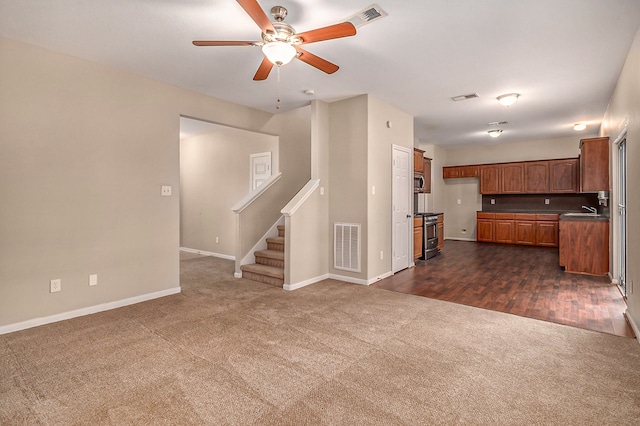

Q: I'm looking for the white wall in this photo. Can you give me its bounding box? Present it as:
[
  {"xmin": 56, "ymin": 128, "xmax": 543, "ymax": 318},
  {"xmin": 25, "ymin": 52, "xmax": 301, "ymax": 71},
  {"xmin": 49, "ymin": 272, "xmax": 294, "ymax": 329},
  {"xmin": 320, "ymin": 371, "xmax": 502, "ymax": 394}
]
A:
[
  {"xmin": 601, "ymin": 26, "xmax": 640, "ymax": 332},
  {"xmin": 180, "ymin": 126, "xmax": 278, "ymax": 257}
]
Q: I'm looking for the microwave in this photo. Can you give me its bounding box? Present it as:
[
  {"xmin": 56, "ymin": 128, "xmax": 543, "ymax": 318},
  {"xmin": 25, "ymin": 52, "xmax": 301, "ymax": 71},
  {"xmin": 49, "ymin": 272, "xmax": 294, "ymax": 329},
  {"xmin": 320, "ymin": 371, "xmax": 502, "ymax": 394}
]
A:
[{"xmin": 414, "ymin": 173, "xmax": 425, "ymax": 192}]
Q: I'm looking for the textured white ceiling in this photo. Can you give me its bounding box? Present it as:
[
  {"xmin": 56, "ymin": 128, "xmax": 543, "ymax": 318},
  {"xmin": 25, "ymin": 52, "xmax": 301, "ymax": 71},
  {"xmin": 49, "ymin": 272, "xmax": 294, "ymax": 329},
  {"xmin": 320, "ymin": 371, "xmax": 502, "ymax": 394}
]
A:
[{"xmin": 2, "ymin": 0, "xmax": 639, "ymax": 147}]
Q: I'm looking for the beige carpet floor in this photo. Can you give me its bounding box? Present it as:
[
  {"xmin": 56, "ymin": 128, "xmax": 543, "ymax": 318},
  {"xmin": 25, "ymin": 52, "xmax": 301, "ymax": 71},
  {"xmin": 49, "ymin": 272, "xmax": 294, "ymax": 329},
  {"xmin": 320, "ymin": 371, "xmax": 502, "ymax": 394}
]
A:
[{"xmin": 1, "ymin": 256, "xmax": 639, "ymax": 425}]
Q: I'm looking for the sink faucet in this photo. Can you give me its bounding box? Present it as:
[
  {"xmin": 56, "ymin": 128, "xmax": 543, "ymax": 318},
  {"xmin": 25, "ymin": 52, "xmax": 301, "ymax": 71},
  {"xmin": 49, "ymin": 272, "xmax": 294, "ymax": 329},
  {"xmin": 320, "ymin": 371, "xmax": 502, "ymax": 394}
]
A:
[{"xmin": 582, "ymin": 205, "xmax": 597, "ymax": 214}]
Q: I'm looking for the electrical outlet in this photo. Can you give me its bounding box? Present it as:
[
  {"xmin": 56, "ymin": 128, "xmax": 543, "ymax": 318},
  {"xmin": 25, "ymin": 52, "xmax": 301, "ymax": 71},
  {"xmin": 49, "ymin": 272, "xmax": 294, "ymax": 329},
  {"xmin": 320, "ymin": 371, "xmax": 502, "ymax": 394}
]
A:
[
  {"xmin": 457, "ymin": 199, "xmax": 461, "ymax": 205},
  {"xmin": 461, "ymin": 229, "xmax": 467, "ymax": 234},
  {"xmin": 215, "ymin": 236, "xmax": 219, "ymax": 244},
  {"xmin": 89, "ymin": 274, "xmax": 98, "ymax": 286},
  {"xmin": 491, "ymin": 199, "xmax": 496, "ymax": 205},
  {"xmin": 372, "ymin": 186, "xmax": 376, "ymax": 195},
  {"xmin": 50, "ymin": 279, "xmax": 61, "ymax": 293},
  {"xmin": 161, "ymin": 185, "xmax": 172, "ymax": 196},
  {"xmin": 320, "ymin": 187, "xmax": 325, "ymax": 196},
  {"xmin": 380, "ymin": 251, "xmax": 384, "ymax": 260},
  {"xmin": 545, "ymin": 199, "xmax": 550, "ymax": 205}
]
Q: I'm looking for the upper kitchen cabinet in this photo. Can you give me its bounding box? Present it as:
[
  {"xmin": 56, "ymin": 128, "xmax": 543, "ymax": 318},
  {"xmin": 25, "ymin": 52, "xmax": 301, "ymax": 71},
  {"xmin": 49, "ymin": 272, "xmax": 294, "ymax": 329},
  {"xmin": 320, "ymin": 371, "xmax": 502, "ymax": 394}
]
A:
[
  {"xmin": 580, "ymin": 137, "xmax": 609, "ymax": 192},
  {"xmin": 500, "ymin": 163, "xmax": 524, "ymax": 194},
  {"xmin": 423, "ymin": 158, "xmax": 432, "ymax": 193},
  {"xmin": 524, "ymin": 161, "xmax": 549, "ymax": 193},
  {"xmin": 442, "ymin": 165, "xmax": 479, "ymax": 179},
  {"xmin": 480, "ymin": 165, "xmax": 500, "ymax": 194},
  {"xmin": 549, "ymin": 158, "xmax": 579, "ymax": 193},
  {"xmin": 414, "ymin": 148, "xmax": 425, "ymax": 173}
]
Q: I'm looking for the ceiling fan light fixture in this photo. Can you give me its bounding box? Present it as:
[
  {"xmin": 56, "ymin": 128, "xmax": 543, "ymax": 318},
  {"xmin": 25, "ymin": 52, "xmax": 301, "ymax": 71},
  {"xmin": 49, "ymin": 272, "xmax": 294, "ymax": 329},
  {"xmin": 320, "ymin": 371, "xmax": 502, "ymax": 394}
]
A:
[
  {"xmin": 573, "ymin": 123, "xmax": 587, "ymax": 131},
  {"xmin": 262, "ymin": 41, "xmax": 296, "ymax": 66},
  {"xmin": 497, "ymin": 93, "xmax": 520, "ymax": 107},
  {"xmin": 488, "ymin": 129, "xmax": 503, "ymax": 138}
]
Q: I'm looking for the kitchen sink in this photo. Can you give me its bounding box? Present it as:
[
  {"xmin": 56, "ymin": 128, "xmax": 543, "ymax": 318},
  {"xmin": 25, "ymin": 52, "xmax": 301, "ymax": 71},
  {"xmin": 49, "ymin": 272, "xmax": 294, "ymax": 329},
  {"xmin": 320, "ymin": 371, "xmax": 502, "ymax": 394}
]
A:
[{"xmin": 562, "ymin": 212, "xmax": 600, "ymax": 217}]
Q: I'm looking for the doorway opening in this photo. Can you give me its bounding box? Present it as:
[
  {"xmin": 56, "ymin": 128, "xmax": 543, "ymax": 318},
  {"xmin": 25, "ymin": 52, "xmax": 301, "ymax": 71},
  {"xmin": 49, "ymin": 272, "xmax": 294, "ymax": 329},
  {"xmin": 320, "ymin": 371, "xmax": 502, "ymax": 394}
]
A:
[{"xmin": 616, "ymin": 131, "xmax": 627, "ymax": 296}]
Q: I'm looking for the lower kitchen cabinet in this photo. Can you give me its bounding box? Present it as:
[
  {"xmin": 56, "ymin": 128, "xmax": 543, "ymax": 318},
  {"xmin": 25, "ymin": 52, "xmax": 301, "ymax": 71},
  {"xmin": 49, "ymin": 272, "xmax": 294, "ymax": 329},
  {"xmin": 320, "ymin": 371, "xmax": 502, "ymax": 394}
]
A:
[
  {"xmin": 477, "ymin": 212, "xmax": 559, "ymax": 247},
  {"xmin": 559, "ymin": 219, "xmax": 609, "ymax": 275},
  {"xmin": 413, "ymin": 217, "xmax": 423, "ymax": 260},
  {"xmin": 437, "ymin": 214, "xmax": 444, "ymax": 249}
]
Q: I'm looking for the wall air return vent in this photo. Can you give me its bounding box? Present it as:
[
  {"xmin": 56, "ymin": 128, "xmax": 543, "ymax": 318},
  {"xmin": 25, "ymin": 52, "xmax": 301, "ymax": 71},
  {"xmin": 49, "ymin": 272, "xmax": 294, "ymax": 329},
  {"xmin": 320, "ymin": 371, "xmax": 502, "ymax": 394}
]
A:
[
  {"xmin": 345, "ymin": 4, "xmax": 388, "ymax": 28},
  {"xmin": 334, "ymin": 223, "xmax": 361, "ymax": 272},
  {"xmin": 451, "ymin": 93, "xmax": 479, "ymax": 102}
]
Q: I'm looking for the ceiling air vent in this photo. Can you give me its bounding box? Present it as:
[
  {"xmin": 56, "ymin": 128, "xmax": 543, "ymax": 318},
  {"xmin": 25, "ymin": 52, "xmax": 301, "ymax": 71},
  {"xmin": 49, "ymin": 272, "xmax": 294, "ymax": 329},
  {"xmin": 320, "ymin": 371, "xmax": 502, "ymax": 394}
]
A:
[
  {"xmin": 451, "ymin": 93, "xmax": 479, "ymax": 102},
  {"xmin": 345, "ymin": 4, "xmax": 388, "ymax": 28}
]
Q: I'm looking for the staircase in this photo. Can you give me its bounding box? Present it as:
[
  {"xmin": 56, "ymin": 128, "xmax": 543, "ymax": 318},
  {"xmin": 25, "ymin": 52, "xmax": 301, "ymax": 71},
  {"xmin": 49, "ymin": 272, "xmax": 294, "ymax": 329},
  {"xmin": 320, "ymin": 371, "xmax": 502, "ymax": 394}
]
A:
[{"xmin": 240, "ymin": 225, "xmax": 285, "ymax": 287}]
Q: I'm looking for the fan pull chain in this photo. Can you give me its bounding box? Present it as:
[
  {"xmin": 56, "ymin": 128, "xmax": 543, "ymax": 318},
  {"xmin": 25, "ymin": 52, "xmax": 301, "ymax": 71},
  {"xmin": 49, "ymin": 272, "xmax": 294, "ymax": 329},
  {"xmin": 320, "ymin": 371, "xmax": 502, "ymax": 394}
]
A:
[{"xmin": 276, "ymin": 66, "xmax": 281, "ymax": 110}]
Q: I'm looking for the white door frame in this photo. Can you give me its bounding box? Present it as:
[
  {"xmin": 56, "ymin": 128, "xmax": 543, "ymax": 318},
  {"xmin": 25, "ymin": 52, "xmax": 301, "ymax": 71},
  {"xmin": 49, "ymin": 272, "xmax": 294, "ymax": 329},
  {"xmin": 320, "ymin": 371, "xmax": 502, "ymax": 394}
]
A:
[{"xmin": 392, "ymin": 145, "xmax": 412, "ymax": 273}]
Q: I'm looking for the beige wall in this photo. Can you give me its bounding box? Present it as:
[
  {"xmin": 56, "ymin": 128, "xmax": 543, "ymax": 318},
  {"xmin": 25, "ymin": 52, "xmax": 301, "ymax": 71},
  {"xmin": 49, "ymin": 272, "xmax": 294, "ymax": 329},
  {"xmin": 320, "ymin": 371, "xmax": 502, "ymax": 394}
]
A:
[
  {"xmin": 328, "ymin": 96, "xmax": 369, "ymax": 279},
  {"xmin": 180, "ymin": 127, "xmax": 278, "ymax": 257},
  {"xmin": 0, "ymin": 37, "xmax": 312, "ymax": 328},
  {"xmin": 601, "ymin": 26, "xmax": 640, "ymax": 330}
]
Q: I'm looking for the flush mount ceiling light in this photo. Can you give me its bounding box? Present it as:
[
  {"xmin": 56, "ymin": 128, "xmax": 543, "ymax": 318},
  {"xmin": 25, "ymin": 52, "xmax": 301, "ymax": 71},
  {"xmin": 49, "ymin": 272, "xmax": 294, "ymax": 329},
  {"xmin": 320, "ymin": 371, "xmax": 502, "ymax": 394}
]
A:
[
  {"xmin": 496, "ymin": 93, "xmax": 520, "ymax": 107},
  {"xmin": 262, "ymin": 41, "xmax": 297, "ymax": 66},
  {"xmin": 573, "ymin": 123, "xmax": 587, "ymax": 131},
  {"xmin": 488, "ymin": 129, "xmax": 503, "ymax": 138}
]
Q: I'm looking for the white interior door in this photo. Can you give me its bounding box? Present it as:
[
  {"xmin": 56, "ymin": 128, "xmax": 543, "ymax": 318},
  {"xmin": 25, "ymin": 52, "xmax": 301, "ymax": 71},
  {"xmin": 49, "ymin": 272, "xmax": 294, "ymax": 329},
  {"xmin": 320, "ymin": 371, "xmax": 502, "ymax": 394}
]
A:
[
  {"xmin": 250, "ymin": 152, "xmax": 272, "ymax": 191},
  {"xmin": 392, "ymin": 145, "xmax": 411, "ymax": 273}
]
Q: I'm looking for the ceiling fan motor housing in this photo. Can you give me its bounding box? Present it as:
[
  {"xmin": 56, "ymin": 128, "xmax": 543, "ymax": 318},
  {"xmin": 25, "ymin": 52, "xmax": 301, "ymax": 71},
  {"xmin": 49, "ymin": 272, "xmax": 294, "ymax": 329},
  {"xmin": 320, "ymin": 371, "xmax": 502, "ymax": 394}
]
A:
[{"xmin": 270, "ymin": 6, "xmax": 287, "ymax": 22}]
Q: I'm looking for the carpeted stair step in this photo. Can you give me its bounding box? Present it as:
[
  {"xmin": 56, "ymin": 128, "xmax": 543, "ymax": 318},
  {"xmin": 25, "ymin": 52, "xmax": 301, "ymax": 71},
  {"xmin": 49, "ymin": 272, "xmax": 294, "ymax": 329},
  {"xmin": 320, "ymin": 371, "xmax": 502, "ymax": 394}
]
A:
[
  {"xmin": 240, "ymin": 263, "xmax": 284, "ymax": 287},
  {"xmin": 277, "ymin": 225, "xmax": 285, "ymax": 237},
  {"xmin": 255, "ymin": 249, "xmax": 284, "ymax": 268},
  {"xmin": 266, "ymin": 236, "xmax": 284, "ymax": 252}
]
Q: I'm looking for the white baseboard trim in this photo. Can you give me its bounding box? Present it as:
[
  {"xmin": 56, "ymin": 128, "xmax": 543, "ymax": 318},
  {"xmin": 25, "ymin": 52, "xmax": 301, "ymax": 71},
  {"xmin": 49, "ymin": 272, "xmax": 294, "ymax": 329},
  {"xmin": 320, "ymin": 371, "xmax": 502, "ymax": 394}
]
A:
[
  {"xmin": 0, "ymin": 287, "xmax": 181, "ymax": 335},
  {"xmin": 283, "ymin": 274, "xmax": 330, "ymax": 291},
  {"xmin": 234, "ymin": 272, "xmax": 242, "ymax": 279},
  {"xmin": 625, "ymin": 309, "xmax": 640, "ymax": 344},
  {"xmin": 180, "ymin": 247, "xmax": 235, "ymax": 261}
]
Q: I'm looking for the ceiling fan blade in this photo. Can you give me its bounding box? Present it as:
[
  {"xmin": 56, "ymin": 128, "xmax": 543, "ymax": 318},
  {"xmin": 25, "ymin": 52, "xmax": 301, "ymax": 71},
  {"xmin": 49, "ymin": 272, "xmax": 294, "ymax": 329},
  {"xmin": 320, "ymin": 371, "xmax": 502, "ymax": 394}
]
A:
[
  {"xmin": 236, "ymin": 0, "xmax": 276, "ymax": 34},
  {"xmin": 253, "ymin": 56, "xmax": 274, "ymax": 80},
  {"xmin": 297, "ymin": 22, "xmax": 356, "ymax": 44},
  {"xmin": 294, "ymin": 47, "xmax": 339, "ymax": 74},
  {"xmin": 192, "ymin": 40, "xmax": 258, "ymax": 46}
]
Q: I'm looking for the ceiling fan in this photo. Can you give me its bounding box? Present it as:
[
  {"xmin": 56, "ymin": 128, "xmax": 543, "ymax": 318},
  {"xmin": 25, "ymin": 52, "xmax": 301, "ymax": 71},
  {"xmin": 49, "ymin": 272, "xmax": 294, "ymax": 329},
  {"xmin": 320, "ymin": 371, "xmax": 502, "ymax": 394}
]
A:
[{"xmin": 193, "ymin": 0, "xmax": 357, "ymax": 81}]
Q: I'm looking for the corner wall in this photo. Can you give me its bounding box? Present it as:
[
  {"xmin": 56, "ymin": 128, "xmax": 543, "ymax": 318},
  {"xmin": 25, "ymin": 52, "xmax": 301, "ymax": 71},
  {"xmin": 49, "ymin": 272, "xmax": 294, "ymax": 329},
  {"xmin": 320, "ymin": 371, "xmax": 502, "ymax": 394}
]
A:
[{"xmin": 601, "ymin": 25, "xmax": 640, "ymax": 333}]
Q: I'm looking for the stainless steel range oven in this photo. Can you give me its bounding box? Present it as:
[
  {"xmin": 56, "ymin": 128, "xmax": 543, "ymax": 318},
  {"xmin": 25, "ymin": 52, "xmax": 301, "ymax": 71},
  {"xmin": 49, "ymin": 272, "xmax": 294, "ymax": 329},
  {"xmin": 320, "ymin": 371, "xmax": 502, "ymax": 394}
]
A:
[{"xmin": 423, "ymin": 215, "xmax": 439, "ymax": 259}]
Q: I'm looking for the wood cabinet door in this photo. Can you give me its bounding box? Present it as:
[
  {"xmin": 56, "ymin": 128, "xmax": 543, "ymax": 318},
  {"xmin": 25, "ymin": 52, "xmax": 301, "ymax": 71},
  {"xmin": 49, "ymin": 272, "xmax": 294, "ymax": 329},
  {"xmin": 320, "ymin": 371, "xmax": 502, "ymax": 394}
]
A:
[
  {"xmin": 442, "ymin": 166, "xmax": 460, "ymax": 179},
  {"xmin": 423, "ymin": 159, "xmax": 432, "ymax": 193},
  {"xmin": 524, "ymin": 161, "xmax": 549, "ymax": 193},
  {"xmin": 559, "ymin": 220, "xmax": 609, "ymax": 275},
  {"xmin": 437, "ymin": 223, "xmax": 444, "ymax": 249},
  {"xmin": 580, "ymin": 137, "xmax": 609, "ymax": 192},
  {"xmin": 413, "ymin": 226, "xmax": 423, "ymax": 260},
  {"xmin": 536, "ymin": 221, "xmax": 559, "ymax": 247},
  {"xmin": 495, "ymin": 220, "xmax": 515, "ymax": 244},
  {"xmin": 550, "ymin": 158, "xmax": 578, "ymax": 193},
  {"xmin": 477, "ymin": 219, "xmax": 495, "ymax": 242},
  {"xmin": 460, "ymin": 165, "xmax": 479, "ymax": 178},
  {"xmin": 515, "ymin": 221, "xmax": 536, "ymax": 245},
  {"xmin": 414, "ymin": 149, "xmax": 424, "ymax": 173},
  {"xmin": 501, "ymin": 163, "xmax": 524, "ymax": 193},
  {"xmin": 480, "ymin": 165, "xmax": 500, "ymax": 194}
]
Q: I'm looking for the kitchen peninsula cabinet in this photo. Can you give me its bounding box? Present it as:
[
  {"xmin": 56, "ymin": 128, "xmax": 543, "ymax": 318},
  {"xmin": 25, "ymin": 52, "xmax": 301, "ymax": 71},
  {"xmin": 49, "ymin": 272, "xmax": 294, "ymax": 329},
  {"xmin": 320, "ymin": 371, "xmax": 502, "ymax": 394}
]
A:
[
  {"xmin": 559, "ymin": 217, "xmax": 609, "ymax": 275},
  {"xmin": 580, "ymin": 137, "xmax": 609, "ymax": 192}
]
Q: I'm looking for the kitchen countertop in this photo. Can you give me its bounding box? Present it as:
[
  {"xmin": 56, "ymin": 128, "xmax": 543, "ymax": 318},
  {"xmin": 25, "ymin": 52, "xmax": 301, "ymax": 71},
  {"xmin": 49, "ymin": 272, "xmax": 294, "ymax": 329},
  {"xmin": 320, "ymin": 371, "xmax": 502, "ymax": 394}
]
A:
[
  {"xmin": 559, "ymin": 213, "xmax": 610, "ymax": 221},
  {"xmin": 478, "ymin": 210, "xmax": 609, "ymax": 221},
  {"xmin": 414, "ymin": 212, "xmax": 443, "ymax": 217}
]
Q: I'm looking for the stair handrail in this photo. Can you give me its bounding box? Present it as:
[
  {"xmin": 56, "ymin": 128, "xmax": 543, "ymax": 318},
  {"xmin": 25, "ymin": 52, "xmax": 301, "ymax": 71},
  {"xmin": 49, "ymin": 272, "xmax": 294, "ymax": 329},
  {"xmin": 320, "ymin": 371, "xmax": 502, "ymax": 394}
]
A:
[
  {"xmin": 231, "ymin": 172, "xmax": 283, "ymax": 214},
  {"xmin": 281, "ymin": 179, "xmax": 320, "ymax": 217}
]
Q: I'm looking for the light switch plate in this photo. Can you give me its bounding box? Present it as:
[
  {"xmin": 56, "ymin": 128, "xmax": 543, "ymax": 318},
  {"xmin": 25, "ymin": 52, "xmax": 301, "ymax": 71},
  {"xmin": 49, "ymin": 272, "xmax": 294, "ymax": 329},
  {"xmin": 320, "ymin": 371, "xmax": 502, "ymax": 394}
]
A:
[{"xmin": 89, "ymin": 274, "xmax": 98, "ymax": 286}]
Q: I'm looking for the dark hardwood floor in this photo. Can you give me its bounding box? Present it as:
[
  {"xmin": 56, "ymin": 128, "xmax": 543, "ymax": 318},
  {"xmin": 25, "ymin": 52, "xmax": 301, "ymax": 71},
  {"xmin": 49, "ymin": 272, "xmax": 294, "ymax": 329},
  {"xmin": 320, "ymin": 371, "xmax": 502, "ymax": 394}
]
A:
[{"xmin": 372, "ymin": 240, "xmax": 634, "ymax": 338}]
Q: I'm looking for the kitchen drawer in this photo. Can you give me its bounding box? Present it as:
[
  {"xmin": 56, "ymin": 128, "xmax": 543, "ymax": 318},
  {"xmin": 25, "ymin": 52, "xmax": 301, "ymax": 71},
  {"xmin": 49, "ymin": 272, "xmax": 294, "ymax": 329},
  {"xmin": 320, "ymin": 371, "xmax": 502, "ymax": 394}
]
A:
[
  {"xmin": 477, "ymin": 212, "xmax": 495, "ymax": 219},
  {"xmin": 515, "ymin": 213, "xmax": 536, "ymax": 221},
  {"xmin": 495, "ymin": 213, "xmax": 515, "ymax": 220},
  {"xmin": 536, "ymin": 213, "xmax": 559, "ymax": 221}
]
